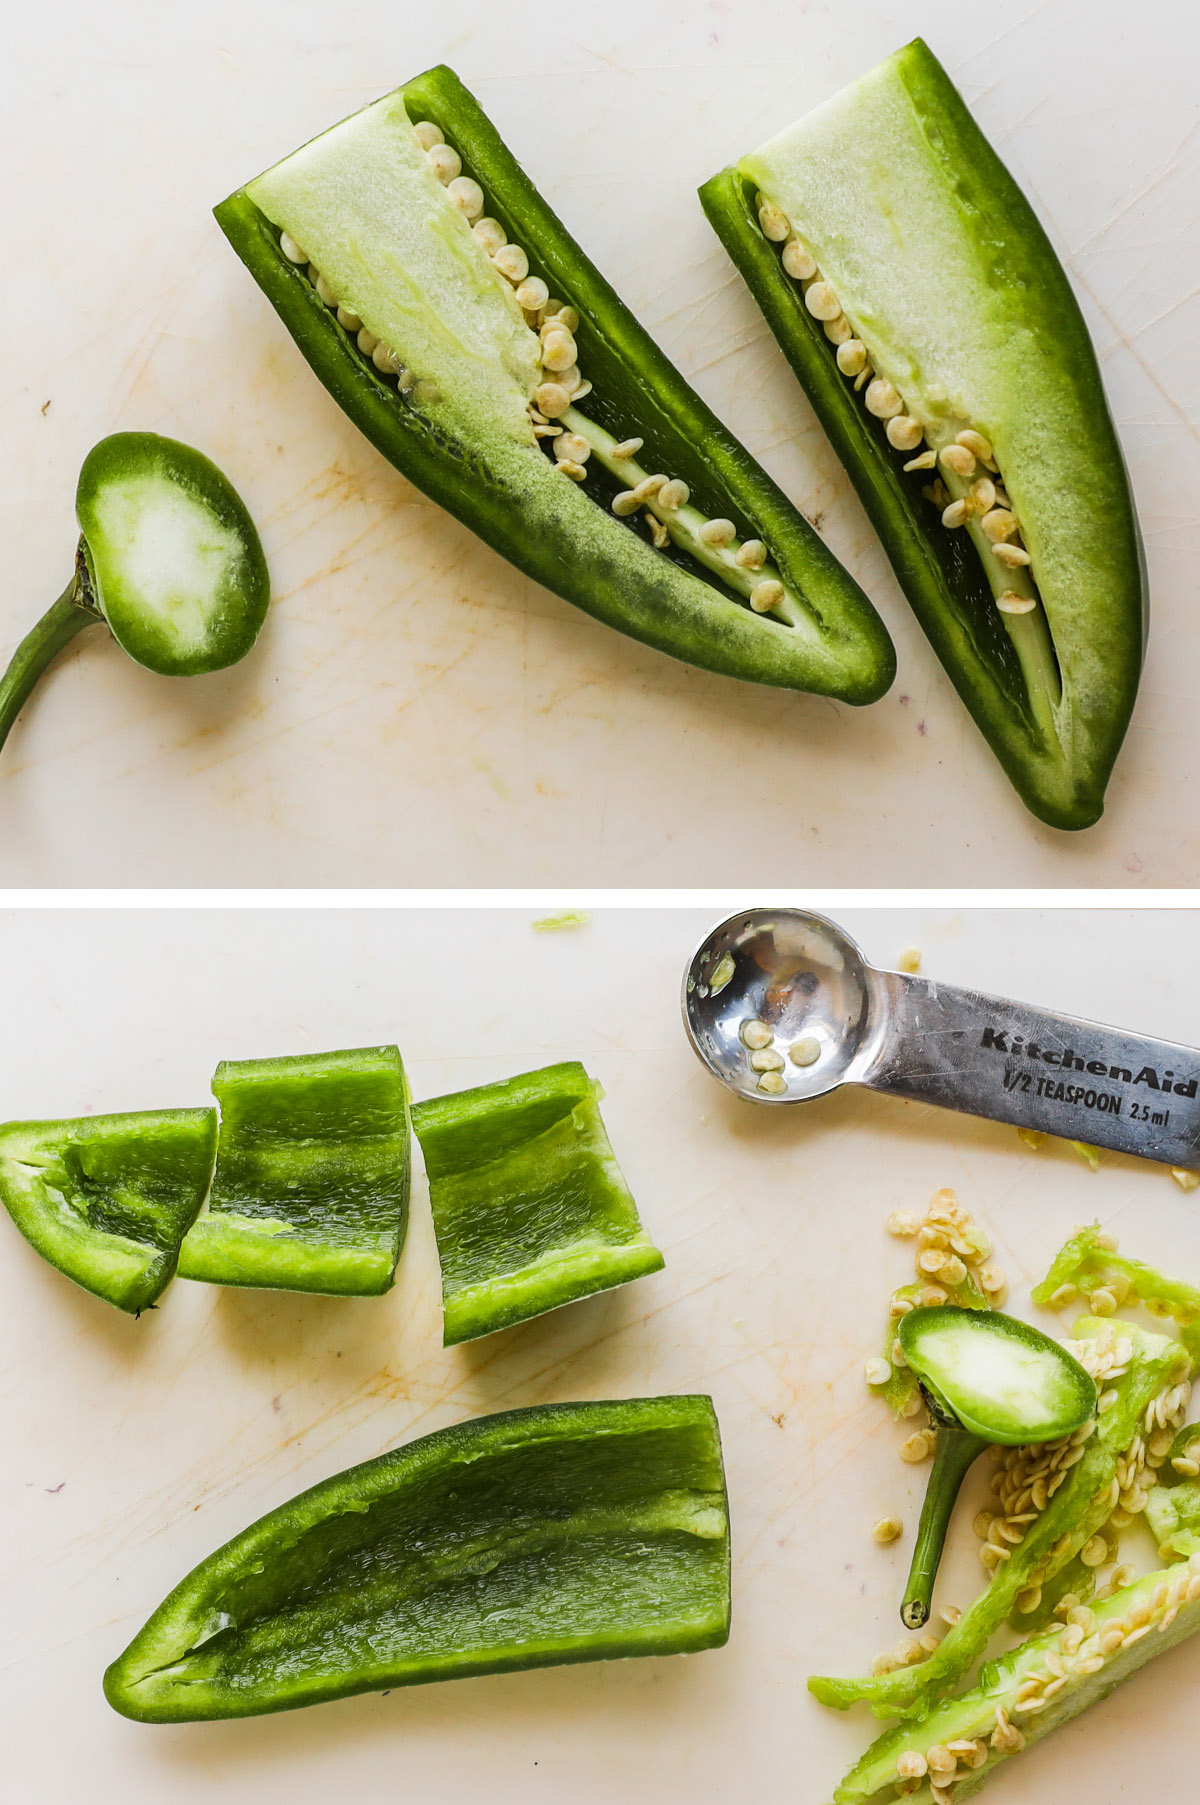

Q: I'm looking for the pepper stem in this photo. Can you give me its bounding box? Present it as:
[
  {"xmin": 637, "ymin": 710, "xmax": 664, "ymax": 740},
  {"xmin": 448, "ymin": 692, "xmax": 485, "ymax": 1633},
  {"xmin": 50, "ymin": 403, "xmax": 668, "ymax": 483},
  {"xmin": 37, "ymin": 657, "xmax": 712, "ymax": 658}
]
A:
[
  {"xmin": 0, "ymin": 560, "xmax": 101, "ymax": 757},
  {"xmin": 901, "ymin": 1424, "xmax": 989, "ymax": 1629}
]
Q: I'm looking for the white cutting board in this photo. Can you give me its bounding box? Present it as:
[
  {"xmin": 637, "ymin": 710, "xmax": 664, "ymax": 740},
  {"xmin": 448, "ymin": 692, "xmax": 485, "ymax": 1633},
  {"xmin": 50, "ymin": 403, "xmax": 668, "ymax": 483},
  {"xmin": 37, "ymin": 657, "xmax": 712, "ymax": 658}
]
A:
[
  {"xmin": 2, "ymin": 0, "xmax": 1198, "ymax": 885},
  {"xmin": 2, "ymin": 905, "xmax": 1200, "ymax": 1800}
]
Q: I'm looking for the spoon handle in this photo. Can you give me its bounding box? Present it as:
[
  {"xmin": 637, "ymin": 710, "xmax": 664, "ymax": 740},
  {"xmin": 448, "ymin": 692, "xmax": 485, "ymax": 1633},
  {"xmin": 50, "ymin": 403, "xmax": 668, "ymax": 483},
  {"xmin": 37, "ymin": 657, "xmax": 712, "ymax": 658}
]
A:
[{"xmin": 859, "ymin": 972, "xmax": 1200, "ymax": 1166}]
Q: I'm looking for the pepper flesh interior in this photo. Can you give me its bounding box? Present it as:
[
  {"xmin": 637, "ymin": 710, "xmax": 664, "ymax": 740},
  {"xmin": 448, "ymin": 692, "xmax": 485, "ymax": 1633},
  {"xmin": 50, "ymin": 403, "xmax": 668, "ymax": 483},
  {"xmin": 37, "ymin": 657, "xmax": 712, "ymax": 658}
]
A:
[
  {"xmin": 103, "ymin": 1395, "xmax": 731, "ymax": 1722},
  {"xmin": 412, "ymin": 1060, "xmax": 663, "ymax": 1344},
  {"xmin": 701, "ymin": 38, "xmax": 1145, "ymax": 826},
  {"xmin": 0, "ymin": 1109, "xmax": 217, "ymax": 1313},
  {"xmin": 75, "ymin": 433, "xmax": 270, "ymax": 677},
  {"xmin": 899, "ymin": 1305, "xmax": 1097, "ymax": 1443},
  {"xmin": 217, "ymin": 68, "xmax": 895, "ymax": 702},
  {"xmin": 177, "ymin": 1044, "xmax": 410, "ymax": 1297}
]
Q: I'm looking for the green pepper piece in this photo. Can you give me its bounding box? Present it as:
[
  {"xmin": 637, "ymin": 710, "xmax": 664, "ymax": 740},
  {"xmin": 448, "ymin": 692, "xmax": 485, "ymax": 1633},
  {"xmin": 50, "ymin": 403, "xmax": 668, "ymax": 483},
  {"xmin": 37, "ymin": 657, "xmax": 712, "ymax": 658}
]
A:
[
  {"xmin": 700, "ymin": 39, "xmax": 1145, "ymax": 829},
  {"xmin": 1146, "ymin": 1474, "xmax": 1200, "ymax": 1561},
  {"xmin": 177, "ymin": 1045, "xmax": 410, "ymax": 1297},
  {"xmin": 896, "ymin": 1306, "xmax": 1096, "ymax": 1630},
  {"xmin": 103, "ymin": 1394, "xmax": 730, "ymax": 1722},
  {"xmin": 810, "ymin": 1318, "xmax": 1189, "ymax": 1719},
  {"xmin": 214, "ymin": 69, "xmax": 895, "ymax": 704},
  {"xmin": 412, "ymin": 1061, "xmax": 663, "ymax": 1344},
  {"xmin": 1034, "ymin": 1222, "xmax": 1200, "ymax": 1363},
  {"xmin": 826, "ymin": 1554, "xmax": 1200, "ymax": 1805},
  {"xmin": 0, "ymin": 433, "xmax": 269, "ymax": 757},
  {"xmin": 0, "ymin": 1109, "xmax": 217, "ymax": 1314}
]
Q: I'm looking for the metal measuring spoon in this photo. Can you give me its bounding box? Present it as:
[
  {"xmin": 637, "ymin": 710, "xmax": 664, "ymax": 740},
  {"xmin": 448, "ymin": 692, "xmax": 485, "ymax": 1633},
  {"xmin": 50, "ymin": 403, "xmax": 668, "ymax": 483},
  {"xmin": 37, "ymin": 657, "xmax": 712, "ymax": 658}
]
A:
[{"xmin": 682, "ymin": 908, "xmax": 1200, "ymax": 1166}]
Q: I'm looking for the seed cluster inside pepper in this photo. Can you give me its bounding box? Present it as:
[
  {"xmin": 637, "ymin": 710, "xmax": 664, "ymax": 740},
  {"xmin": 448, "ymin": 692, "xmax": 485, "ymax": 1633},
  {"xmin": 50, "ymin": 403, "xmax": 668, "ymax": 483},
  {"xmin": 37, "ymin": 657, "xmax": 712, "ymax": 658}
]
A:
[
  {"xmin": 753, "ymin": 190, "xmax": 1042, "ymax": 627},
  {"xmin": 280, "ymin": 111, "xmax": 807, "ymax": 628}
]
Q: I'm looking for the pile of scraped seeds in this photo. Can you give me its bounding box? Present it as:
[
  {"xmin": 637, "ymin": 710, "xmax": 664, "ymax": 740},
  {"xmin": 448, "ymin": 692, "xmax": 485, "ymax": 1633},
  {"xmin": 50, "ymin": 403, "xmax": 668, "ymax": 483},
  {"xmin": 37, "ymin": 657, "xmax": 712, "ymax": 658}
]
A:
[
  {"xmin": 866, "ymin": 1187, "xmax": 1007, "ymax": 1448},
  {"xmin": 974, "ymin": 1409, "xmax": 1098, "ymax": 1599},
  {"xmin": 284, "ymin": 119, "xmax": 797, "ymax": 623},
  {"xmin": 755, "ymin": 192, "xmax": 1041, "ymax": 621},
  {"xmin": 890, "ymin": 1554, "xmax": 1200, "ymax": 1801}
]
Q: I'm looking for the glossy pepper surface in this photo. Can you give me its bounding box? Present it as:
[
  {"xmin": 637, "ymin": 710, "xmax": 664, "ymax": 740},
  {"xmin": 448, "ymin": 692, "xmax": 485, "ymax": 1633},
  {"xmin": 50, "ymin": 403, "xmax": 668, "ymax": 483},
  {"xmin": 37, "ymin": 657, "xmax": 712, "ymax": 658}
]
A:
[
  {"xmin": 215, "ymin": 68, "xmax": 895, "ymax": 703},
  {"xmin": 700, "ymin": 39, "xmax": 1145, "ymax": 828},
  {"xmin": 412, "ymin": 1061, "xmax": 663, "ymax": 1344},
  {"xmin": 177, "ymin": 1045, "xmax": 410, "ymax": 1296},
  {"xmin": 0, "ymin": 1108, "xmax": 217, "ymax": 1313},
  {"xmin": 0, "ymin": 433, "xmax": 270, "ymax": 757},
  {"xmin": 104, "ymin": 1394, "xmax": 731, "ymax": 1721}
]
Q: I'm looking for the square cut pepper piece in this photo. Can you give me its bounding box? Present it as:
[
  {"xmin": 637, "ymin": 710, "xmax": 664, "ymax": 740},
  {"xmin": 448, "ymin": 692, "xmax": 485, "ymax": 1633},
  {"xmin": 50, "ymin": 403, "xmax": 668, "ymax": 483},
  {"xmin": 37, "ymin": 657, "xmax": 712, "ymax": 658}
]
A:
[
  {"xmin": 412, "ymin": 1061, "xmax": 663, "ymax": 1344},
  {"xmin": 178, "ymin": 1045, "xmax": 410, "ymax": 1296},
  {"xmin": 0, "ymin": 1108, "xmax": 217, "ymax": 1314}
]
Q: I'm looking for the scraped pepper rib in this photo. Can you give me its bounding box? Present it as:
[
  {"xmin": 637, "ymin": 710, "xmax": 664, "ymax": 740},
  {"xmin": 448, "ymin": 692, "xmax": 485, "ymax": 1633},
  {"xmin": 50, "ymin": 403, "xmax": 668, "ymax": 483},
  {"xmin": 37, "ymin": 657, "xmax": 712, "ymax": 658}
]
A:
[{"xmin": 829, "ymin": 1554, "xmax": 1200, "ymax": 1805}]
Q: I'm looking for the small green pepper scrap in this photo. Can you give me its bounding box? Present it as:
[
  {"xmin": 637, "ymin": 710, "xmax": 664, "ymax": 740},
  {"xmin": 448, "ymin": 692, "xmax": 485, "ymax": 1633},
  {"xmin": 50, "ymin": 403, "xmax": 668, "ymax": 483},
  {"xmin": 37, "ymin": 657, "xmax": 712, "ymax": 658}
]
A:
[
  {"xmin": 0, "ymin": 432, "xmax": 269, "ymax": 757},
  {"xmin": 215, "ymin": 68, "xmax": 895, "ymax": 703},
  {"xmin": 700, "ymin": 39, "xmax": 1145, "ymax": 828},
  {"xmin": 412, "ymin": 1061, "xmax": 663, "ymax": 1344},
  {"xmin": 895, "ymin": 1306, "xmax": 1096, "ymax": 1630},
  {"xmin": 1034, "ymin": 1221, "xmax": 1200, "ymax": 1361},
  {"xmin": 0, "ymin": 1108, "xmax": 217, "ymax": 1313},
  {"xmin": 177, "ymin": 1045, "xmax": 411, "ymax": 1297},
  {"xmin": 103, "ymin": 1394, "xmax": 731, "ymax": 1722}
]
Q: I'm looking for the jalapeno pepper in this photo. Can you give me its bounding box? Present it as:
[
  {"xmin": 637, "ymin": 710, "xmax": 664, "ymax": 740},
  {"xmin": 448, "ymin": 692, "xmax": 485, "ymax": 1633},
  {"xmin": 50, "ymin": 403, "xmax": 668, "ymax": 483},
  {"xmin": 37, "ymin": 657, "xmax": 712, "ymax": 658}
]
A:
[
  {"xmin": 103, "ymin": 1394, "xmax": 731, "ymax": 1722},
  {"xmin": 215, "ymin": 68, "xmax": 895, "ymax": 704},
  {"xmin": 811, "ymin": 1317, "xmax": 1190, "ymax": 1719},
  {"xmin": 700, "ymin": 39, "xmax": 1145, "ymax": 828},
  {"xmin": 412, "ymin": 1061, "xmax": 663, "ymax": 1344},
  {"xmin": 896, "ymin": 1306, "xmax": 1096, "ymax": 1631},
  {"xmin": 0, "ymin": 432, "xmax": 269, "ymax": 758},
  {"xmin": 177, "ymin": 1045, "xmax": 410, "ymax": 1297},
  {"xmin": 0, "ymin": 1108, "xmax": 217, "ymax": 1313}
]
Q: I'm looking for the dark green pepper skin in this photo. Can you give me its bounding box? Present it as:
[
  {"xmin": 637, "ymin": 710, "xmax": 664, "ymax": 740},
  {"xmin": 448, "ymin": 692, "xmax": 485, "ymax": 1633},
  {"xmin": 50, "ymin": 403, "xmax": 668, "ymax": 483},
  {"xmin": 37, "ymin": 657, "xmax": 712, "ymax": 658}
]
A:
[
  {"xmin": 177, "ymin": 1045, "xmax": 410, "ymax": 1296},
  {"xmin": 103, "ymin": 1395, "xmax": 731, "ymax": 1721},
  {"xmin": 413, "ymin": 1061, "xmax": 663, "ymax": 1344},
  {"xmin": 215, "ymin": 68, "xmax": 895, "ymax": 704},
  {"xmin": 700, "ymin": 42, "xmax": 1146, "ymax": 828},
  {"xmin": 0, "ymin": 1109, "xmax": 217, "ymax": 1313}
]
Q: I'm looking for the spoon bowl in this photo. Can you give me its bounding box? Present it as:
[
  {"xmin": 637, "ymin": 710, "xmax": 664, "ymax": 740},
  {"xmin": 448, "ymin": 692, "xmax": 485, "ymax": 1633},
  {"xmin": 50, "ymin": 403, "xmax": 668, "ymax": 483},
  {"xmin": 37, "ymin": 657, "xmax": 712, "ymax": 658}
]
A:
[{"xmin": 682, "ymin": 908, "xmax": 876, "ymax": 1104}]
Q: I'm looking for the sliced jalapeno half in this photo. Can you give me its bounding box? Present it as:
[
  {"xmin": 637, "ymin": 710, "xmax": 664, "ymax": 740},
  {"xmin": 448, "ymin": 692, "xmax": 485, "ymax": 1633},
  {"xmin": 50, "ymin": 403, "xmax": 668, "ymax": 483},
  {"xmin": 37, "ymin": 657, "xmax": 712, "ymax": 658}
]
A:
[
  {"xmin": 0, "ymin": 432, "xmax": 269, "ymax": 758},
  {"xmin": 215, "ymin": 67, "xmax": 895, "ymax": 704},
  {"xmin": 701, "ymin": 39, "xmax": 1146, "ymax": 828}
]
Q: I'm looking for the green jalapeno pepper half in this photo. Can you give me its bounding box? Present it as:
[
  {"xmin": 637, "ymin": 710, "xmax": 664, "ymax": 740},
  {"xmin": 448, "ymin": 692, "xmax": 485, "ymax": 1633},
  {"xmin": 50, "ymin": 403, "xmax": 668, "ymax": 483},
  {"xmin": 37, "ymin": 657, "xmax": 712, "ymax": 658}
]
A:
[
  {"xmin": 0, "ymin": 432, "xmax": 269, "ymax": 757},
  {"xmin": 0, "ymin": 1108, "xmax": 217, "ymax": 1313},
  {"xmin": 103, "ymin": 1394, "xmax": 731, "ymax": 1721},
  {"xmin": 412, "ymin": 1061, "xmax": 663, "ymax": 1344},
  {"xmin": 214, "ymin": 68, "xmax": 895, "ymax": 704},
  {"xmin": 700, "ymin": 39, "xmax": 1146, "ymax": 829},
  {"xmin": 177, "ymin": 1045, "xmax": 411, "ymax": 1297}
]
